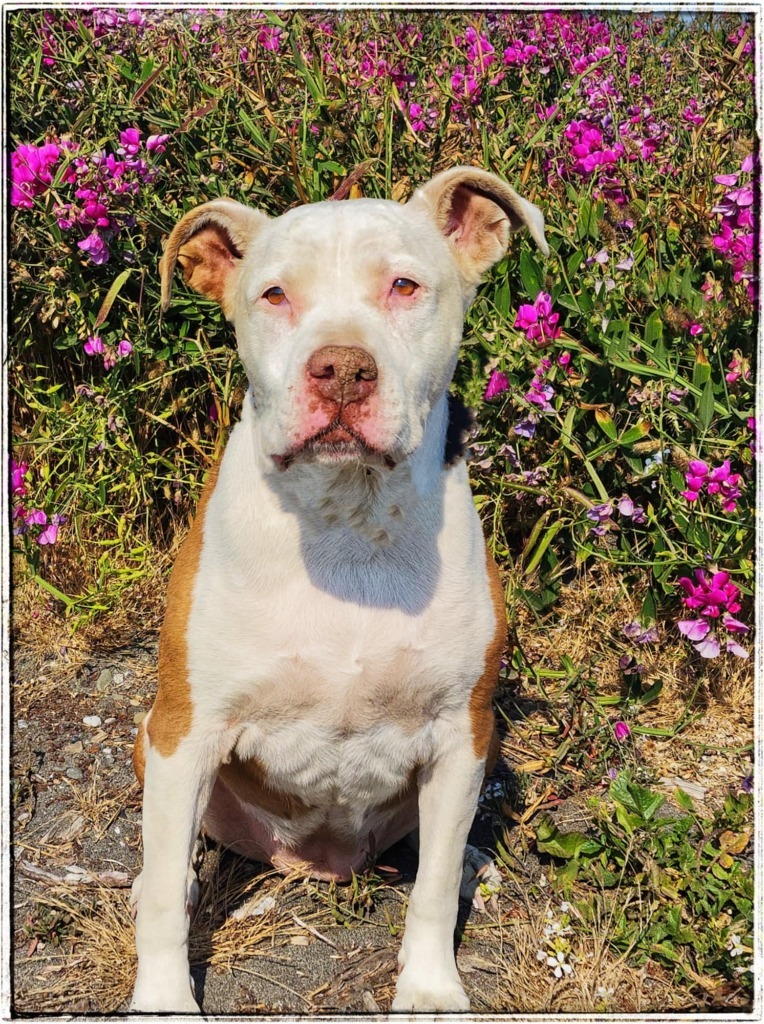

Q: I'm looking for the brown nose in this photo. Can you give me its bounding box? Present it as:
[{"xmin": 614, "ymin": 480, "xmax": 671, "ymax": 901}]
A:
[{"xmin": 306, "ymin": 345, "xmax": 378, "ymax": 405}]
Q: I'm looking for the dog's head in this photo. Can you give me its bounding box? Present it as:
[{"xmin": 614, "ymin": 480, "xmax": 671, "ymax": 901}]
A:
[{"xmin": 160, "ymin": 167, "xmax": 548, "ymax": 470}]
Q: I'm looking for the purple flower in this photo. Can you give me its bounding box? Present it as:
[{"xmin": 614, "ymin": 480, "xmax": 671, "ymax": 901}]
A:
[
  {"xmin": 38, "ymin": 522, "xmax": 59, "ymax": 545},
  {"xmin": 618, "ymin": 495, "xmax": 634, "ymax": 517},
  {"xmin": 586, "ymin": 502, "xmax": 613, "ymax": 523},
  {"xmin": 695, "ymin": 634, "xmax": 721, "ymax": 659},
  {"xmin": 514, "ymin": 416, "xmax": 537, "ymax": 439},
  {"xmin": 615, "ymin": 253, "xmax": 635, "ymax": 271},
  {"xmin": 25, "ymin": 508, "xmax": 47, "ymax": 526},
  {"xmin": 84, "ymin": 335, "xmax": 105, "ymax": 356},
  {"xmin": 613, "ymin": 721, "xmax": 630, "ymax": 742},
  {"xmin": 484, "ymin": 370, "xmax": 509, "ymax": 400},
  {"xmin": 678, "ymin": 618, "xmax": 710, "ymax": 642},
  {"xmin": 117, "ymin": 340, "xmax": 133, "ymax": 359},
  {"xmin": 10, "ymin": 142, "xmax": 61, "ymax": 208},
  {"xmin": 77, "ymin": 232, "xmax": 110, "ymax": 265}
]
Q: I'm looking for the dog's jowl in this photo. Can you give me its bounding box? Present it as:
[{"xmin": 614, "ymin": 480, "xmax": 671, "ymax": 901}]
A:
[{"xmin": 131, "ymin": 167, "xmax": 548, "ymax": 1013}]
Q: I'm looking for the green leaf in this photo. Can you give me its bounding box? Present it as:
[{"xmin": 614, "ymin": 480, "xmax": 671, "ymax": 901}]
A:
[
  {"xmin": 609, "ymin": 772, "xmax": 665, "ymax": 822},
  {"xmin": 641, "ymin": 589, "xmax": 657, "ymax": 623},
  {"xmin": 619, "ymin": 421, "xmax": 651, "ymax": 445},
  {"xmin": 93, "ymin": 269, "xmax": 132, "ymax": 330},
  {"xmin": 535, "ymin": 815, "xmax": 601, "ymax": 860},
  {"xmin": 594, "ymin": 409, "xmax": 617, "ymax": 440},
  {"xmin": 692, "ymin": 349, "xmax": 711, "ymax": 388},
  {"xmin": 673, "ymin": 788, "xmax": 695, "ymax": 813},
  {"xmin": 696, "ymin": 377, "xmax": 715, "ymax": 431},
  {"xmin": 519, "ymin": 249, "xmax": 543, "ymax": 300}
]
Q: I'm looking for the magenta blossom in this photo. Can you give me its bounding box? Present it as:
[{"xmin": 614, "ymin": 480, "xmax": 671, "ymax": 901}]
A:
[
  {"xmin": 677, "ymin": 569, "xmax": 748, "ymax": 659},
  {"xmin": 11, "ymin": 460, "xmax": 29, "ymax": 496},
  {"xmin": 84, "ymin": 335, "xmax": 105, "ymax": 356},
  {"xmin": 117, "ymin": 340, "xmax": 133, "ymax": 359},
  {"xmin": 514, "ymin": 292, "xmax": 562, "ymax": 347},
  {"xmin": 484, "ymin": 370, "xmax": 509, "ymax": 400},
  {"xmin": 10, "ymin": 142, "xmax": 61, "ymax": 208},
  {"xmin": 613, "ymin": 721, "xmax": 630, "ymax": 742}
]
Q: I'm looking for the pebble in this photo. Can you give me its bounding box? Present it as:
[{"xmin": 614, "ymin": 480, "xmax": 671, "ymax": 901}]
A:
[
  {"xmin": 83, "ymin": 715, "xmax": 102, "ymax": 728},
  {"xmin": 66, "ymin": 767, "xmax": 84, "ymax": 780},
  {"xmin": 113, "ymin": 672, "xmax": 124, "ymax": 685},
  {"xmin": 96, "ymin": 669, "xmax": 113, "ymax": 692},
  {"xmin": 17, "ymin": 720, "xmax": 28, "ymax": 730}
]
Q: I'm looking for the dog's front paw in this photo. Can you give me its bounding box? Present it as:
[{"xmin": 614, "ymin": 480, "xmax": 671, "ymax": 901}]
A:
[
  {"xmin": 392, "ymin": 967, "xmax": 470, "ymax": 1013},
  {"xmin": 130, "ymin": 967, "xmax": 200, "ymax": 1014}
]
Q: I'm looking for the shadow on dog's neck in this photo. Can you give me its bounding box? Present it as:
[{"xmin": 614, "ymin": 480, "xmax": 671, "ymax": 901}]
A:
[{"xmin": 246, "ymin": 391, "xmax": 473, "ymax": 612}]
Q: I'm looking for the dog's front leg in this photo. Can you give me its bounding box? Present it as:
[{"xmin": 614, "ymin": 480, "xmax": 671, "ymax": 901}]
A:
[
  {"xmin": 131, "ymin": 732, "xmax": 218, "ymax": 1013},
  {"xmin": 392, "ymin": 740, "xmax": 485, "ymax": 1012}
]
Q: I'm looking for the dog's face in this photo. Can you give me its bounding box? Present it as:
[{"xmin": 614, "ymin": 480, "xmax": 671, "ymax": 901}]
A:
[{"xmin": 160, "ymin": 168, "xmax": 548, "ymax": 469}]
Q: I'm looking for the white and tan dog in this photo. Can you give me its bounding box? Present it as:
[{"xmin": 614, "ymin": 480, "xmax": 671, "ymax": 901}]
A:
[{"xmin": 131, "ymin": 167, "xmax": 548, "ymax": 1013}]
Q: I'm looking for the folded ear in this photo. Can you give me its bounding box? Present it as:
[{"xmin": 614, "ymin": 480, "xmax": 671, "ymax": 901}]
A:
[
  {"xmin": 159, "ymin": 199, "xmax": 268, "ymax": 318},
  {"xmin": 409, "ymin": 166, "xmax": 549, "ymax": 286}
]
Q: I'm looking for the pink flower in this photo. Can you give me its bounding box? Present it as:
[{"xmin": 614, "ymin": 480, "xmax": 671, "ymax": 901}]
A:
[
  {"xmin": 117, "ymin": 340, "xmax": 133, "ymax": 359},
  {"xmin": 484, "ymin": 370, "xmax": 509, "ymax": 400},
  {"xmin": 688, "ymin": 323, "xmax": 703, "ymax": 337},
  {"xmin": 37, "ymin": 522, "xmax": 59, "ymax": 545},
  {"xmin": 25, "ymin": 508, "xmax": 47, "ymax": 526},
  {"xmin": 678, "ymin": 619, "xmax": 710, "ymax": 642},
  {"xmin": 84, "ymin": 335, "xmax": 104, "ymax": 356},
  {"xmin": 514, "ymin": 292, "xmax": 561, "ymax": 346},
  {"xmin": 613, "ymin": 721, "xmax": 630, "ymax": 741},
  {"xmin": 119, "ymin": 127, "xmax": 142, "ymax": 156},
  {"xmin": 11, "ymin": 460, "xmax": 28, "ymax": 496},
  {"xmin": 10, "ymin": 142, "xmax": 61, "ymax": 208},
  {"xmin": 146, "ymin": 134, "xmax": 170, "ymax": 155},
  {"xmin": 695, "ymin": 634, "xmax": 721, "ymax": 659}
]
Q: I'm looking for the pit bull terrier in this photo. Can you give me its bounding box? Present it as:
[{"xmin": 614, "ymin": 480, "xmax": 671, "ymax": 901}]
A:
[{"xmin": 130, "ymin": 166, "xmax": 548, "ymax": 1013}]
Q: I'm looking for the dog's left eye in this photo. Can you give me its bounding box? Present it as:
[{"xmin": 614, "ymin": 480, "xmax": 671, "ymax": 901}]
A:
[
  {"xmin": 392, "ymin": 278, "xmax": 418, "ymax": 296},
  {"xmin": 263, "ymin": 286, "xmax": 287, "ymax": 305}
]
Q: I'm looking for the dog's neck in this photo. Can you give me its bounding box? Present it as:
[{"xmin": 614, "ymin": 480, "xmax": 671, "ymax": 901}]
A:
[{"xmin": 247, "ymin": 392, "xmax": 450, "ymax": 548}]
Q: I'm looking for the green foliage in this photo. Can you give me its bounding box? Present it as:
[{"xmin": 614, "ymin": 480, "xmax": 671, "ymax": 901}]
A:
[{"xmin": 534, "ymin": 774, "xmax": 754, "ymax": 991}]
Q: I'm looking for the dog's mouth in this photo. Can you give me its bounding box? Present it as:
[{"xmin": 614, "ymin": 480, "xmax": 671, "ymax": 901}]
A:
[{"xmin": 272, "ymin": 420, "xmax": 396, "ymax": 471}]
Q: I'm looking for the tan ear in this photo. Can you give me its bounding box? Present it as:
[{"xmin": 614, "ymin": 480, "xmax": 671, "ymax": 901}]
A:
[
  {"xmin": 159, "ymin": 199, "xmax": 268, "ymax": 318},
  {"xmin": 409, "ymin": 166, "xmax": 549, "ymax": 285}
]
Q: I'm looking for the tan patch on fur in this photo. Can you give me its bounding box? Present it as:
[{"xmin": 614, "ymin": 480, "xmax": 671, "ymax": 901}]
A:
[
  {"xmin": 217, "ymin": 751, "xmax": 313, "ymax": 820},
  {"xmin": 469, "ymin": 548, "xmax": 506, "ymax": 760},
  {"xmin": 133, "ymin": 717, "xmax": 146, "ymax": 786},
  {"xmin": 176, "ymin": 227, "xmax": 238, "ymax": 315},
  {"xmin": 145, "ymin": 463, "xmax": 220, "ymax": 759}
]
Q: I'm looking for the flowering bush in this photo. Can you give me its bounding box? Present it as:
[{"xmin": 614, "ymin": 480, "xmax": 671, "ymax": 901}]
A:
[
  {"xmin": 8, "ymin": 7, "xmax": 754, "ymax": 644},
  {"xmin": 8, "ymin": 7, "xmax": 755, "ymax": 1008}
]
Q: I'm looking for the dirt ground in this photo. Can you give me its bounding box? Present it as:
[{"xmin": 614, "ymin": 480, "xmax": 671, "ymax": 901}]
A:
[{"xmin": 10, "ymin": 585, "xmax": 754, "ymax": 1015}]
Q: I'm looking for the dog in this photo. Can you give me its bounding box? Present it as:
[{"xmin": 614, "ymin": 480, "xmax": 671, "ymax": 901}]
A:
[{"xmin": 130, "ymin": 166, "xmax": 548, "ymax": 1013}]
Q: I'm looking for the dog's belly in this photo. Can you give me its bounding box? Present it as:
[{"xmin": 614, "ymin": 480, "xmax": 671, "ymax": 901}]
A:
[{"xmin": 203, "ymin": 718, "xmax": 423, "ymax": 879}]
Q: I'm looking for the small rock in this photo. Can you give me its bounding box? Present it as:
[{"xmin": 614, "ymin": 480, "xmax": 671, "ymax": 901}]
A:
[
  {"xmin": 113, "ymin": 672, "xmax": 124, "ymax": 685},
  {"xmin": 64, "ymin": 741, "xmax": 83, "ymax": 755},
  {"xmin": 66, "ymin": 767, "xmax": 84, "ymax": 781},
  {"xmin": 83, "ymin": 715, "xmax": 102, "ymax": 728},
  {"xmin": 133, "ymin": 712, "xmax": 147, "ymax": 726},
  {"xmin": 17, "ymin": 720, "xmax": 28, "ymax": 730},
  {"xmin": 95, "ymin": 669, "xmax": 113, "ymax": 692}
]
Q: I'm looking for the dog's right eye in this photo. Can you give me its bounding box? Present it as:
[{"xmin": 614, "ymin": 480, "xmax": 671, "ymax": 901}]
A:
[{"xmin": 263, "ymin": 287, "xmax": 287, "ymax": 305}]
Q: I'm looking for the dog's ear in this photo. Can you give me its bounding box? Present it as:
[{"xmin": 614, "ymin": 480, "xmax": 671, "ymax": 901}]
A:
[
  {"xmin": 159, "ymin": 199, "xmax": 268, "ymax": 318},
  {"xmin": 409, "ymin": 167, "xmax": 549, "ymax": 286}
]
